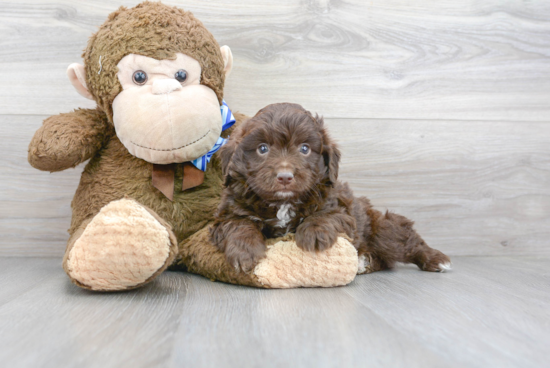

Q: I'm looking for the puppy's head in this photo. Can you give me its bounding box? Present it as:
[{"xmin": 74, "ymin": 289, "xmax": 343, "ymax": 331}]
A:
[{"xmin": 219, "ymin": 103, "xmax": 340, "ymax": 201}]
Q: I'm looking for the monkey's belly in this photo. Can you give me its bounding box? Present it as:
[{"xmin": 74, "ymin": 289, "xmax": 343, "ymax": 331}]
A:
[{"xmin": 69, "ymin": 136, "xmax": 223, "ymax": 242}]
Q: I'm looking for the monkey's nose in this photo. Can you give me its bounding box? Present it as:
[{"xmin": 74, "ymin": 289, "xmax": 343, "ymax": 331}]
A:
[
  {"xmin": 277, "ymin": 172, "xmax": 294, "ymax": 185},
  {"xmin": 152, "ymin": 79, "xmax": 182, "ymax": 95}
]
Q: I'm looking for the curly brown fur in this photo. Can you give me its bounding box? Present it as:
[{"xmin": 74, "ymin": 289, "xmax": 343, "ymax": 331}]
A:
[{"xmin": 212, "ymin": 103, "xmax": 451, "ymax": 273}]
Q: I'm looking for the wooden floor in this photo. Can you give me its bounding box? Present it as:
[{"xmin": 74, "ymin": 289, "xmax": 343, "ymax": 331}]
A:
[{"xmin": 0, "ymin": 256, "xmax": 548, "ymax": 368}]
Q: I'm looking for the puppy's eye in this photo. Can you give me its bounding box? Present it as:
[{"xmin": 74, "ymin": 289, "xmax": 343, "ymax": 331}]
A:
[
  {"xmin": 132, "ymin": 70, "xmax": 148, "ymax": 85},
  {"xmin": 300, "ymin": 144, "xmax": 310, "ymax": 155},
  {"xmin": 175, "ymin": 69, "xmax": 187, "ymax": 82},
  {"xmin": 257, "ymin": 144, "xmax": 269, "ymax": 155}
]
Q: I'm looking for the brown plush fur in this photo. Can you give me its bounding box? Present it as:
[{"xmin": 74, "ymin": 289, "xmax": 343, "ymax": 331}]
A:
[
  {"xmin": 83, "ymin": 1, "xmax": 226, "ymax": 122},
  {"xmin": 27, "ymin": 2, "xmax": 264, "ymax": 289},
  {"xmin": 211, "ymin": 103, "xmax": 451, "ymax": 273},
  {"xmin": 28, "ymin": 108, "xmax": 112, "ymax": 172},
  {"xmin": 177, "ymin": 226, "xmax": 265, "ymax": 287},
  {"xmin": 30, "ymin": 106, "xmax": 247, "ymax": 244}
]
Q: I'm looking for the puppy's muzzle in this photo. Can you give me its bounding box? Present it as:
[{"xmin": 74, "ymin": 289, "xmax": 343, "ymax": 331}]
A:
[{"xmin": 276, "ymin": 172, "xmax": 294, "ymax": 185}]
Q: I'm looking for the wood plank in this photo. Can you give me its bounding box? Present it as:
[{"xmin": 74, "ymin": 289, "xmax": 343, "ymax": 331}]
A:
[
  {"xmin": 2, "ymin": 114, "xmax": 549, "ymax": 256},
  {"xmin": 330, "ymin": 118, "xmax": 550, "ymax": 256},
  {"xmin": 167, "ymin": 275, "xmax": 453, "ymax": 368},
  {"xmin": 0, "ymin": 257, "xmax": 60, "ymax": 307},
  {"xmin": 0, "ymin": 256, "xmax": 548, "ymax": 367},
  {"xmin": 345, "ymin": 256, "xmax": 550, "ymax": 368},
  {"xmin": 0, "ymin": 0, "xmax": 549, "ymax": 120},
  {"xmin": 0, "ymin": 261, "xmax": 189, "ymax": 368},
  {"xmin": 0, "ymin": 114, "xmax": 80, "ymax": 256}
]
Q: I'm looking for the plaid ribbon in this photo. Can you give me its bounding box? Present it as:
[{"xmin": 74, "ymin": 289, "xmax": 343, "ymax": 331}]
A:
[{"xmin": 191, "ymin": 100, "xmax": 236, "ymax": 171}]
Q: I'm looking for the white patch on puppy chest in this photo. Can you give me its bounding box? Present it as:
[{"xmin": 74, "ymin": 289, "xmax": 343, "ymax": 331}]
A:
[{"xmin": 276, "ymin": 203, "xmax": 295, "ymax": 228}]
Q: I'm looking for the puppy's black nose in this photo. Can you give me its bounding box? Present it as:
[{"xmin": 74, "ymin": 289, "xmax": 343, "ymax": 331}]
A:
[{"xmin": 277, "ymin": 172, "xmax": 294, "ymax": 185}]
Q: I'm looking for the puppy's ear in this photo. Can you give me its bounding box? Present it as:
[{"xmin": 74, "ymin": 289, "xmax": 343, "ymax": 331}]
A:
[
  {"xmin": 219, "ymin": 138, "xmax": 238, "ymax": 180},
  {"xmin": 317, "ymin": 115, "xmax": 341, "ymax": 185},
  {"xmin": 219, "ymin": 121, "xmax": 249, "ymax": 184},
  {"xmin": 323, "ymin": 136, "xmax": 341, "ymax": 185}
]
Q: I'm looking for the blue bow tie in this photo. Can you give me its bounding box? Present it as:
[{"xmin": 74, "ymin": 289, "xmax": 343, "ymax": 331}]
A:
[{"xmin": 191, "ymin": 100, "xmax": 235, "ymax": 171}]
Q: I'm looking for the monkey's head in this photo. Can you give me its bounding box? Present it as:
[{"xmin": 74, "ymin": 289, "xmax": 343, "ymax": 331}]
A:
[{"xmin": 67, "ymin": 2, "xmax": 233, "ymax": 164}]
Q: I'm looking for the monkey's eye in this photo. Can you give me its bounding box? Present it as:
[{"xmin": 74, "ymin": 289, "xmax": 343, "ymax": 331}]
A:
[
  {"xmin": 300, "ymin": 144, "xmax": 310, "ymax": 155},
  {"xmin": 175, "ymin": 69, "xmax": 187, "ymax": 83},
  {"xmin": 132, "ymin": 70, "xmax": 148, "ymax": 85},
  {"xmin": 257, "ymin": 144, "xmax": 269, "ymax": 155}
]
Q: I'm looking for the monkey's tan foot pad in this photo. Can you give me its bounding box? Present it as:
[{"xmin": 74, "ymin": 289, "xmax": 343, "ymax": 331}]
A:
[
  {"xmin": 253, "ymin": 235, "xmax": 358, "ymax": 288},
  {"xmin": 66, "ymin": 198, "xmax": 177, "ymax": 291}
]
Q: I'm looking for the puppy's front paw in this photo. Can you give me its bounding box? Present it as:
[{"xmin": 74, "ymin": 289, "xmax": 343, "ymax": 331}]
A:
[
  {"xmin": 225, "ymin": 237, "xmax": 267, "ymax": 273},
  {"xmin": 295, "ymin": 218, "xmax": 338, "ymax": 252},
  {"xmin": 211, "ymin": 220, "xmax": 267, "ymax": 273}
]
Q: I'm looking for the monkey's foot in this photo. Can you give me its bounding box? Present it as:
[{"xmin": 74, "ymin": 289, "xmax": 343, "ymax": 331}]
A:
[
  {"xmin": 179, "ymin": 229, "xmax": 359, "ymax": 288},
  {"xmin": 254, "ymin": 235, "xmax": 358, "ymax": 288},
  {"xmin": 65, "ymin": 198, "xmax": 178, "ymax": 291}
]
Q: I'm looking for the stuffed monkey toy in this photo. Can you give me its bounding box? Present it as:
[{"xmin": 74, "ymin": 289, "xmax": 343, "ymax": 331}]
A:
[{"xmin": 28, "ymin": 2, "xmax": 359, "ymax": 291}]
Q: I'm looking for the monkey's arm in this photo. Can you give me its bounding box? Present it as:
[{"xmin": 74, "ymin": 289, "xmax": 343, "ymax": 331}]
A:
[{"xmin": 28, "ymin": 108, "xmax": 113, "ymax": 172}]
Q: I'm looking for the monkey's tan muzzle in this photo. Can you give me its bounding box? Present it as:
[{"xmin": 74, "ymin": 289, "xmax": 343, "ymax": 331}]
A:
[
  {"xmin": 151, "ymin": 79, "xmax": 183, "ymax": 95},
  {"xmin": 112, "ymin": 84, "xmax": 222, "ymax": 164}
]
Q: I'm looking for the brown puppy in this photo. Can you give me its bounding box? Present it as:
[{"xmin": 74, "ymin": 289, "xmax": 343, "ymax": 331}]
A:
[{"xmin": 211, "ymin": 103, "xmax": 451, "ymax": 273}]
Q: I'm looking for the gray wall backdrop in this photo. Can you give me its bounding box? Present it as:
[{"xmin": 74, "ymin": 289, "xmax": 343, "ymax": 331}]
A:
[{"xmin": 1, "ymin": 0, "xmax": 549, "ymax": 256}]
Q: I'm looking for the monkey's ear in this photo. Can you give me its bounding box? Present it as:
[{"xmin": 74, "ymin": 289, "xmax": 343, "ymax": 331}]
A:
[
  {"xmin": 67, "ymin": 63, "xmax": 94, "ymax": 100},
  {"xmin": 220, "ymin": 46, "xmax": 233, "ymax": 77}
]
